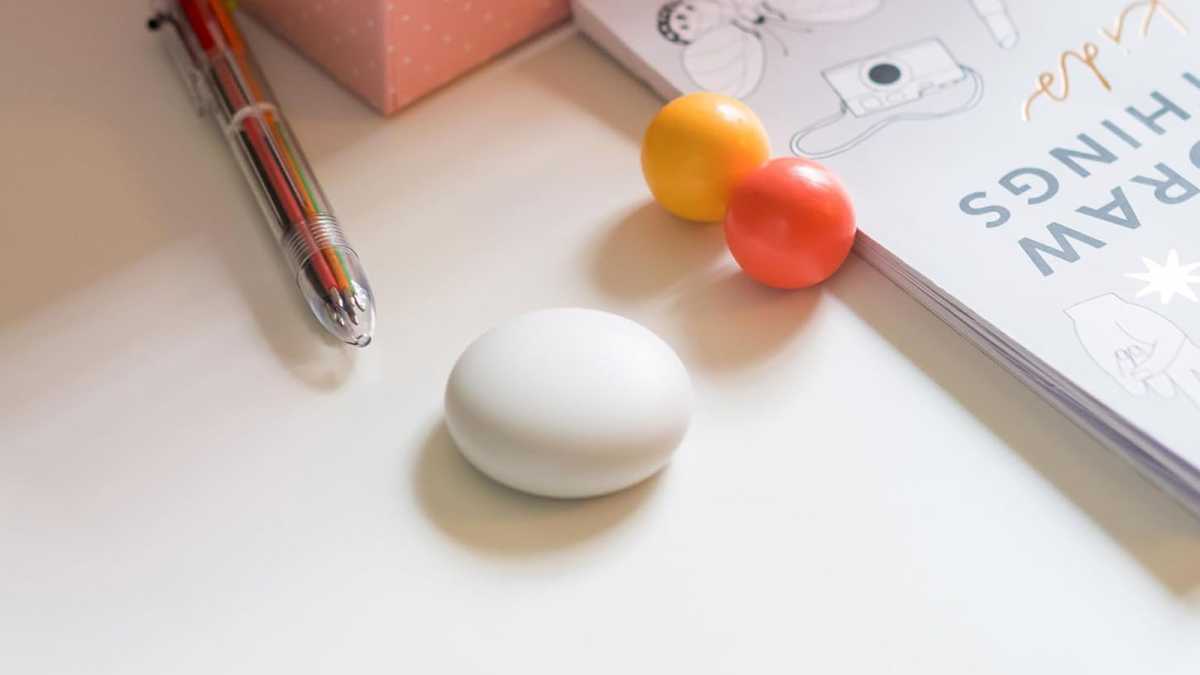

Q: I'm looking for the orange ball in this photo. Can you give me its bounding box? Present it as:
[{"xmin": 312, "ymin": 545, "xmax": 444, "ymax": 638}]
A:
[
  {"xmin": 724, "ymin": 158, "xmax": 856, "ymax": 289},
  {"xmin": 641, "ymin": 93, "xmax": 770, "ymax": 223}
]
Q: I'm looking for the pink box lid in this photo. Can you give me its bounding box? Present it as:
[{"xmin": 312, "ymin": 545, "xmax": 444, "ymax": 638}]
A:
[{"xmin": 243, "ymin": 0, "xmax": 571, "ymax": 114}]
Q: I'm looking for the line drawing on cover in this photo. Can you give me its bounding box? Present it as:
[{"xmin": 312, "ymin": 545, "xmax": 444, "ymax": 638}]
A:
[
  {"xmin": 656, "ymin": 1, "xmax": 884, "ymax": 99},
  {"xmin": 656, "ymin": 1, "xmax": 1016, "ymax": 101},
  {"xmin": 1068, "ymin": 293, "xmax": 1200, "ymax": 409},
  {"xmin": 971, "ymin": 0, "xmax": 1019, "ymax": 48},
  {"xmin": 789, "ymin": 38, "xmax": 984, "ymax": 159}
]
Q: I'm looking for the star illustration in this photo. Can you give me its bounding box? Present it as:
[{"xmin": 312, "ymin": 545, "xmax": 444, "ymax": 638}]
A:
[{"xmin": 1125, "ymin": 249, "xmax": 1200, "ymax": 304}]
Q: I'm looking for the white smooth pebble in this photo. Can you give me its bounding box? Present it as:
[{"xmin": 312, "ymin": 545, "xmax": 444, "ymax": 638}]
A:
[{"xmin": 445, "ymin": 308, "xmax": 693, "ymax": 498}]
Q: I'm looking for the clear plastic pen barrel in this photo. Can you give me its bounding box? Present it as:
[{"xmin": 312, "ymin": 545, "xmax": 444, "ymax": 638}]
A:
[{"xmin": 156, "ymin": 0, "xmax": 375, "ymax": 346}]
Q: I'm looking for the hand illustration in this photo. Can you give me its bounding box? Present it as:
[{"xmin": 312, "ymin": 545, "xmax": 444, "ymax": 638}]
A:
[{"xmin": 1068, "ymin": 293, "xmax": 1200, "ymax": 408}]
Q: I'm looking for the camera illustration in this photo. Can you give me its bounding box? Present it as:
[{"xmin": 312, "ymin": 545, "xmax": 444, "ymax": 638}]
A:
[
  {"xmin": 822, "ymin": 39, "xmax": 968, "ymax": 117},
  {"xmin": 791, "ymin": 38, "xmax": 982, "ymax": 159}
]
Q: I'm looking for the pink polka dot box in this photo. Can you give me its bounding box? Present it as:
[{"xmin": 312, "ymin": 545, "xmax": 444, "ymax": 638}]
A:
[{"xmin": 241, "ymin": 0, "xmax": 571, "ymax": 114}]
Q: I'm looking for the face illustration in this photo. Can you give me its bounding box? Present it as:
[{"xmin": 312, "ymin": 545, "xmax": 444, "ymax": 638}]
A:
[{"xmin": 659, "ymin": 1, "xmax": 726, "ymax": 43}]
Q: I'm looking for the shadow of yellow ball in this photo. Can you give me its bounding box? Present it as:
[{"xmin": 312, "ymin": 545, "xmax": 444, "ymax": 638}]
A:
[{"xmin": 641, "ymin": 93, "xmax": 770, "ymax": 223}]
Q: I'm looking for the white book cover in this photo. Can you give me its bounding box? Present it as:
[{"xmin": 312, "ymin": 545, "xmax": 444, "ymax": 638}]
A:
[{"xmin": 574, "ymin": 0, "xmax": 1200, "ymax": 470}]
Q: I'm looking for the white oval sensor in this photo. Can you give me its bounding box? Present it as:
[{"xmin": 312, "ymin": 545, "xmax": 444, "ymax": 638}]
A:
[{"xmin": 445, "ymin": 308, "xmax": 692, "ymax": 499}]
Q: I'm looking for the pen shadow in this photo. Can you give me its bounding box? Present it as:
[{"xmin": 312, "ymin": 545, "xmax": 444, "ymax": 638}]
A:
[
  {"xmin": 412, "ymin": 422, "xmax": 660, "ymax": 556},
  {"xmin": 130, "ymin": 91, "xmax": 358, "ymax": 389},
  {"xmin": 0, "ymin": 11, "xmax": 354, "ymax": 390},
  {"xmin": 118, "ymin": 127, "xmax": 357, "ymax": 389},
  {"xmin": 828, "ymin": 255, "xmax": 1200, "ymax": 597},
  {"xmin": 206, "ymin": 202, "xmax": 358, "ymax": 390}
]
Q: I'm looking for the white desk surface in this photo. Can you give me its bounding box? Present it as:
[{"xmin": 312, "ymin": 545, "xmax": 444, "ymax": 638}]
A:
[{"xmin": 3, "ymin": 3, "xmax": 1200, "ymax": 674}]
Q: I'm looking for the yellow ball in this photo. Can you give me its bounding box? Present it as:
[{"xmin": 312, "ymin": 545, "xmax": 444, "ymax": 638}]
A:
[{"xmin": 641, "ymin": 93, "xmax": 770, "ymax": 223}]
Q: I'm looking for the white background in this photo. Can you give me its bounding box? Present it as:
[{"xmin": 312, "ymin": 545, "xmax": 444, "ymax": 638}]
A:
[{"xmin": 2, "ymin": 3, "xmax": 1199, "ymax": 673}]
